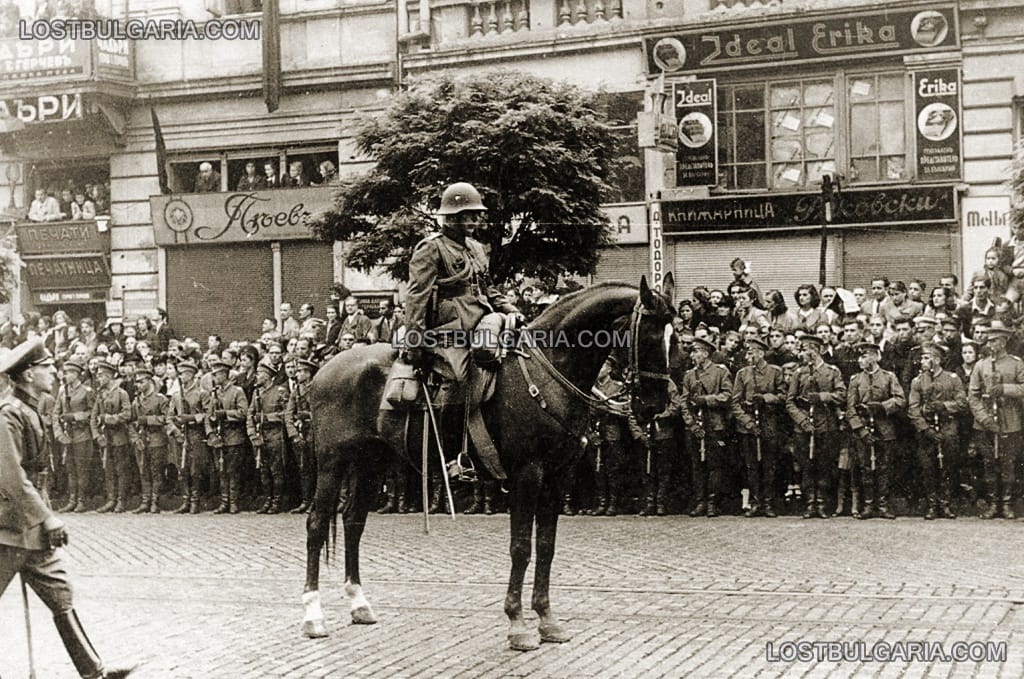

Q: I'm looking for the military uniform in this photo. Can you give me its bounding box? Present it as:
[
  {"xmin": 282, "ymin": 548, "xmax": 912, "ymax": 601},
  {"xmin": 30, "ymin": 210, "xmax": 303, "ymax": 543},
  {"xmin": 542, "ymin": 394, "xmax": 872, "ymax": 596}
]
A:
[
  {"xmin": 635, "ymin": 379, "xmax": 683, "ymax": 516},
  {"xmin": 170, "ymin": 363, "xmax": 209, "ymax": 514},
  {"xmin": 285, "ymin": 367, "xmax": 316, "ymax": 513},
  {"xmin": 207, "ymin": 365, "xmax": 249, "ymax": 514},
  {"xmin": 131, "ymin": 376, "xmax": 171, "ymax": 514},
  {"xmin": 53, "ymin": 368, "xmax": 95, "ymax": 513},
  {"xmin": 589, "ymin": 359, "xmax": 634, "ymax": 517},
  {"xmin": 847, "ymin": 361, "xmax": 905, "ymax": 519},
  {"xmin": 680, "ymin": 356, "xmax": 733, "ymax": 517},
  {"xmin": 731, "ymin": 357, "xmax": 786, "ymax": 517},
  {"xmin": 90, "ymin": 365, "xmax": 132, "ymax": 513},
  {"xmin": 968, "ymin": 346, "xmax": 1024, "ymax": 518},
  {"xmin": 908, "ymin": 364, "xmax": 967, "ymax": 518},
  {"xmin": 787, "ymin": 358, "xmax": 846, "ymax": 518},
  {"xmin": 248, "ymin": 371, "xmax": 290, "ymax": 514}
]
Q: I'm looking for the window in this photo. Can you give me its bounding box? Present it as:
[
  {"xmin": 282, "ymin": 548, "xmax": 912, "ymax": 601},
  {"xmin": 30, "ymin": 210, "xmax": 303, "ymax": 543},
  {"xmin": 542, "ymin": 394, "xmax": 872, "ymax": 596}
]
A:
[
  {"xmin": 602, "ymin": 92, "xmax": 645, "ymax": 203},
  {"xmin": 718, "ymin": 85, "xmax": 767, "ymax": 190},
  {"xmin": 169, "ymin": 144, "xmax": 339, "ymax": 193},
  {"xmin": 848, "ymin": 73, "xmax": 907, "ymax": 183},
  {"xmin": 768, "ymin": 79, "xmax": 835, "ymax": 189}
]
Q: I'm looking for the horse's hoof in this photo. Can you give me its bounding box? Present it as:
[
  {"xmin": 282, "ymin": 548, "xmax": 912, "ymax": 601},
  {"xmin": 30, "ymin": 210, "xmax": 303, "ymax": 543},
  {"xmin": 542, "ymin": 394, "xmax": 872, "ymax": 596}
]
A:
[
  {"xmin": 508, "ymin": 631, "xmax": 540, "ymax": 651},
  {"xmin": 539, "ymin": 622, "xmax": 573, "ymax": 643},
  {"xmin": 302, "ymin": 619, "xmax": 329, "ymax": 638},
  {"xmin": 351, "ymin": 606, "xmax": 377, "ymax": 625}
]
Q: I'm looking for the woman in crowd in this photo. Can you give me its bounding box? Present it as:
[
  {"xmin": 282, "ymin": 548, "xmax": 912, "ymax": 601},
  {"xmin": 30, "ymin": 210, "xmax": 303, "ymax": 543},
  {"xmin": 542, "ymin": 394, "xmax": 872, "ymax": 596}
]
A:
[
  {"xmin": 764, "ymin": 289, "xmax": 799, "ymax": 334},
  {"xmin": 793, "ymin": 284, "xmax": 827, "ymax": 333}
]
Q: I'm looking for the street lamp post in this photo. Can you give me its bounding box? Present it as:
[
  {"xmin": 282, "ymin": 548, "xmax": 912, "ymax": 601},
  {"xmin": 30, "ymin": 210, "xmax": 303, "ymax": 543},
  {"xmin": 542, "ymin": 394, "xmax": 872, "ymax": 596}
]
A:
[{"xmin": 819, "ymin": 173, "xmax": 841, "ymax": 287}]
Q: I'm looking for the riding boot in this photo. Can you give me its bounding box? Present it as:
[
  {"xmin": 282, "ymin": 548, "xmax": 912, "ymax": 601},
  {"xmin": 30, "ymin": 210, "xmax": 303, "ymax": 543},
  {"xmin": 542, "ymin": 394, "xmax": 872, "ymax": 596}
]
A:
[
  {"xmin": 378, "ymin": 482, "xmax": 399, "ymax": 514},
  {"xmin": 802, "ymin": 495, "xmax": 816, "ymax": 519},
  {"xmin": 763, "ymin": 499, "xmax": 777, "ymax": 518},
  {"xmin": 58, "ymin": 494, "xmax": 78, "ymax": 514},
  {"xmin": 398, "ymin": 493, "xmax": 412, "ymax": 514},
  {"xmin": 112, "ymin": 498, "xmax": 125, "ymax": 514},
  {"xmin": 850, "ymin": 487, "xmax": 861, "ymax": 519},
  {"xmin": 483, "ymin": 482, "xmax": 496, "ymax": 515},
  {"xmin": 174, "ymin": 480, "xmax": 190, "ymax": 514},
  {"xmin": 590, "ymin": 475, "xmax": 608, "ymax": 516},
  {"xmin": 833, "ymin": 476, "xmax": 847, "ymax": 517},
  {"xmin": 212, "ymin": 494, "xmax": 229, "ymax": 514},
  {"xmin": 98, "ymin": 476, "xmax": 116, "ymax": 513},
  {"xmin": 54, "ymin": 608, "xmax": 134, "ymax": 679},
  {"xmin": 96, "ymin": 499, "xmax": 116, "ymax": 514},
  {"xmin": 605, "ymin": 476, "xmax": 619, "ymax": 517},
  {"xmin": 428, "ymin": 473, "xmax": 444, "ymax": 514},
  {"xmin": 561, "ymin": 492, "xmax": 575, "ymax": 517},
  {"xmin": 464, "ymin": 484, "xmax": 484, "ymax": 515},
  {"xmin": 688, "ymin": 500, "xmax": 706, "ymax": 517},
  {"xmin": 1002, "ymin": 496, "xmax": 1015, "ymax": 520},
  {"xmin": 190, "ymin": 488, "xmax": 202, "ymax": 514},
  {"xmin": 132, "ymin": 495, "xmax": 150, "ymax": 514},
  {"xmin": 256, "ymin": 496, "xmax": 272, "ymax": 514},
  {"xmin": 267, "ymin": 478, "xmax": 284, "ymax": 514},
  {"xmin": 149, "ymin": 495, "xmax": 160, "ymax": 514},
  {"xmin": 705, "ymin": 494, "xmax": 719, "ymax": 518},
  {"xmin": 981, "ymin": 493, "xmax": 1000, "ymax": 519},
  {"xmin": 924, "ymin": 494, "xmax": 938, "ymax": 520},
  {"xmin": 229, "ymin": 486, "xmax": 240, "ymax": 514},
  {"xmin": 639, "ymin": 475, "xmax": 656, "ymax": 517},
  {"xmin": 816, "ymin": 494, "xmax": 828, "ymax": 520}
]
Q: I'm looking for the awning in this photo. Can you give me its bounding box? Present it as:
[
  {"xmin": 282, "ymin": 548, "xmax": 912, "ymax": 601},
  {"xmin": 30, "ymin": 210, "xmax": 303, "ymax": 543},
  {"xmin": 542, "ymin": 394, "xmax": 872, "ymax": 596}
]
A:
[{"xmin": 6, "ymin": 112, "xmax": 124, "ymax": 160}]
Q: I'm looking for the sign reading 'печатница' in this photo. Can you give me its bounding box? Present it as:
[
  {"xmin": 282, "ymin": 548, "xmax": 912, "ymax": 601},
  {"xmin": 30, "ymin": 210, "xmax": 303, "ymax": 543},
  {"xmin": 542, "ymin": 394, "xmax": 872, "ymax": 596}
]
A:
[{"xmin": 150, "ymin": 187, "xmax": 336, "ymax": 246}]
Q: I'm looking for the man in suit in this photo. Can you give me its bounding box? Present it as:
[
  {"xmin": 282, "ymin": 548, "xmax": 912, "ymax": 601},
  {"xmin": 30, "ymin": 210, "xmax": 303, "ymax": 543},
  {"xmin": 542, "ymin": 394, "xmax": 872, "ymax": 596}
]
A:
[
  {"xmin": 339, "ymin": 296, "xmax": 372, "ymax": 344},
  {"xmin": 0, "ymin": 338, "xmax": 134, "ymax": 678},
  {"xmin": 323, "ymin": 304, "xmax": 341, "ymax": 348},
  {"xmin": 369, "ymin": 298, "xmax": 397, "ymax": 344}
]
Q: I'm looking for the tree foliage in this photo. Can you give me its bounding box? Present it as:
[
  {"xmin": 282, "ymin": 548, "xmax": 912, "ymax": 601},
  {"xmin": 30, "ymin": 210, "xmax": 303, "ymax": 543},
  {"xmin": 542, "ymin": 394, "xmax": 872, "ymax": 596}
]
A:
[
  {"xmin": 308, "ymin": 70, "xmax": 618, "ymax": 284},
  {"xmin": 1012, "ymin": 140, "xmax": 1024, "ymax": 234}
]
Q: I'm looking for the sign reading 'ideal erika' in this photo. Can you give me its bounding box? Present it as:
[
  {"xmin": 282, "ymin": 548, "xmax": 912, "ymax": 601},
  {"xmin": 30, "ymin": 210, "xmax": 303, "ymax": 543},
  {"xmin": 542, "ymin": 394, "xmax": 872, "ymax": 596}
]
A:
[
  {"xmin": 645, "ymin": 6, "xmax": 957, "ymax": 75},
  {"xmin": 673, "ymin": 79, "xmax": 717, "ymax": 187},
  {"xmin": 663, "ymin": 185, "xmax": 955, "ymax": 234},
  {"xmin": 150, "ymin": 187, "xmax": 335, "ymax": 246}
]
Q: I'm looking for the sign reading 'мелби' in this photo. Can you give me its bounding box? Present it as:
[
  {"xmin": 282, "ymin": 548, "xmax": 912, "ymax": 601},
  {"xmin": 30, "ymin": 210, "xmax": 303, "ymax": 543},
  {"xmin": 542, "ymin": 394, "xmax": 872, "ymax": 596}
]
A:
[{"xmin": 150, "ymin": 187, "xmax": 334, "ymax": 246}]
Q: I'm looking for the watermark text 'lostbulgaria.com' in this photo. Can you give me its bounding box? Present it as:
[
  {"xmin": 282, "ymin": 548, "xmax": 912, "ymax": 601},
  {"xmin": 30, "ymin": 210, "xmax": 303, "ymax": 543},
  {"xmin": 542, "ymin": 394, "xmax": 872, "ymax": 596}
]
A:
[
  {"xmin": 19, "ymin": 18, "xmax": 261, "ymax": 41},
  {"xmin": 766, "ymin": 640, "xmax": 1008, "ymax": 664}
]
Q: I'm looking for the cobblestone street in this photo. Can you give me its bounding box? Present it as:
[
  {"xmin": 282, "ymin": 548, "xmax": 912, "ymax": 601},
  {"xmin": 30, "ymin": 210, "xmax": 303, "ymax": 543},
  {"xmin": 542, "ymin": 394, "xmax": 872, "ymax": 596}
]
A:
[{"xmin": 2, "ymin": 513, "xmax": 1023, "ymax": 678}]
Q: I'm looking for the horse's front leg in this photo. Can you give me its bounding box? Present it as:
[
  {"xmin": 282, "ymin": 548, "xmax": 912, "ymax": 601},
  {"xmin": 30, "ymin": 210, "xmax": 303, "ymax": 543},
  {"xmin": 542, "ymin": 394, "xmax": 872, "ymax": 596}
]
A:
[
  {"xmin": 532, "ymin": 471, "xmax": 572, "ymax": 644},
  {"xmin": 303, "ymin": 465, "xmax": 340, "ymax": 639},
  {"xmin": 506, "ymin": 462, "xmax": 542, "ymax": 651}
]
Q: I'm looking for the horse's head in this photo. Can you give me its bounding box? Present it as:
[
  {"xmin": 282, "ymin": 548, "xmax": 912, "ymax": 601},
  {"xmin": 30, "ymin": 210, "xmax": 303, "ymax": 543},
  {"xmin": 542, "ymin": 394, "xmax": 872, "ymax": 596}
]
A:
[{"xmin": 622, "ymin": 273, "xmax": 676, "ymax": 423}]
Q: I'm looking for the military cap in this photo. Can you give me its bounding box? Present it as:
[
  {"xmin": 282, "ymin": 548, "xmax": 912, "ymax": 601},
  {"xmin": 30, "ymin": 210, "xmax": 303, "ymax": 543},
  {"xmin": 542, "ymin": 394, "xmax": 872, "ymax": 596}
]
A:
[
  {"xmin": 0, "ymin": 338, "xmax": 54, "ymax": 376},
  {"xmin": 134, "ymin": 366, "xmax": 154, "ymax": 379},
  {"xmin": 985, "ymin": 319, "xmax": 1014, "ymax": 339},
  {"xmin": 256, "ymin": 356, "xmax": 278, "ymax": 375},
  {"xmin": 208, "ymin": 358, "xmax": 232, "ymax": 374},
  {"xmin": 913, "ymin": 315, "xmax": 937, "ymax": 327},
  {"xmin": 95, "ymin": 357, "xmax": 119, "ymax": 374},
  {"xmin": 176, "ymin": 359, "xmax": 199, "ymax": 374},
  {"xmin": 691, "ymin": 337, "xmax": 716, "ymax": 353},
  {"xmin": 63, "ymin": 356, "xmax": 88, "ymax": 373},
  {"xmin": 105, "ymin": 317, "xmax": 124, "ymax": 328},
  {"xmin": 939, "ymin": 316, "xmax": 959, "ymax": 329},
  {"xmin": 295, "ymin": 358, "xmax": 319, "ymax": 373},
  {"xmin": 122, "ymin": 351, "xmax": 142, "ymax": 364},
  {"xmin": 855, "ymin": 341, "xmax": 881, "ymax": 354},
  {"xmin": 745, "ymin": 337, "xmax": 769, "ymax": 352},
  {"xmin": 920, "ymin": 343, "xmax": 946, "ymax": 359},
  {"xmin": 799, "ymin": 334, "xmax": 825, "ymax": 347}
]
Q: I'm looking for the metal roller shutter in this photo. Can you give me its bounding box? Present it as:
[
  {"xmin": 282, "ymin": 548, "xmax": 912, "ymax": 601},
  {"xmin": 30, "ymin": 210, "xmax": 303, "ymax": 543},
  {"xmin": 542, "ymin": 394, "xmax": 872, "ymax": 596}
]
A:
[
  {"xmin": 281, "ymin": 241, "xmax": 335, "ymax": 312},
  {"xmin": 673, "ymin": 233, "xmax": 838, "ymax": 301},
  {"xmin": 166, "ymin": 244, "xmax": 273, "ymax": 342},
  {"xmin": 593, "ymin": 245, "xmax": 649, "ymax": 284},
  {"xmin": 841, "ymin": 226, "xmax": 953, "ymax": 292}
]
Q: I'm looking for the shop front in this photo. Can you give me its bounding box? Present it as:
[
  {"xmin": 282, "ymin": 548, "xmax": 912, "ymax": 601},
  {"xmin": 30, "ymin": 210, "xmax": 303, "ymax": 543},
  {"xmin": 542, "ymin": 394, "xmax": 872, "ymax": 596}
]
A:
[
  {"xmin": 150, "ymin": 187, "xmax": 338, "ymax": 341},
  {"xmin": 17, "ymin": 219, "xmax": 112, "ymax": 320}
]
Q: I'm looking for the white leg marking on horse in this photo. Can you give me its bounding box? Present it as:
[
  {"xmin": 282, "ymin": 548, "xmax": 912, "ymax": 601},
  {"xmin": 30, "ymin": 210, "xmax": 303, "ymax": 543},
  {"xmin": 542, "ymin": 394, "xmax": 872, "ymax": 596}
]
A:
[
  {"xmin": 303, "ymin": 590, "xmax": 324, "ymax": 622},
  {"xmin": 346, "ymin": 579, "xmax": 377, "ymax": 624}
]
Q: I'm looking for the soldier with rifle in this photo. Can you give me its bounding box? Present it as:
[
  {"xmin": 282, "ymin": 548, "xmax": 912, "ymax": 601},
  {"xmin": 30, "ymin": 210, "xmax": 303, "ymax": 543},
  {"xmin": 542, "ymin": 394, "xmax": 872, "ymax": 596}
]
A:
[
  {"xmin": 908, "ymin": 344, "xmax": 967, "ymax": 520},
  {"xmin": 207, "ymin": 358, "xmax": 249, "ymax": 514},
  {"xmin": 90, "ymin": 358, "xmax": 132, "ymax": 513},
  {"xmin": 53, "ymin": 357, "xmax": 95, "ymax": 513},
  {"xmin": 968, "ymin": 321, "xmax": 1024, "ymax": 519},
  {"xmin": 681, "ymin": 336, "xmax": 732, "ymax": 518},
  {"xmin": 588, "ymin": 356, "xmax": 634, "ymax": 516},
  {"xmin": 248, "ymin": 357, "xmax": 290, "ymax": 514},
  {"xmin": 847, "ymin": 342, "xmax": 905, "ymax": 520},
  {"xmin": 787, "ymin": 334, "xmax": 846, "ymax": 519},
  {"xmin": 632, "ymin": 376, "xmax": 683, "ymax": 517},
  {"xmin": 130, "ymin": 366, "xmax": 170, "ymax": 514},
  {"xmin": 170, "ymin": 359, "xmax": 208, "ymax": 514},
  {"xmin": 286, "ymin": 357, "xmax": 318, "ymax": 514},
  {"xmin": 731, "ymin": 337, "xmax": 786, "ymax": 518}
]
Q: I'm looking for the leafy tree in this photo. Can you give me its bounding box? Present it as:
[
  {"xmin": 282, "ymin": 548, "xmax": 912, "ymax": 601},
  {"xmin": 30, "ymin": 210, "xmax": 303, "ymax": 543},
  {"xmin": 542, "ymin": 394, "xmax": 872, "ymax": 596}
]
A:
[
  {"xmin": 1012, "ymin": 141, "xmax": 1024, "ymax": 235},
  {"xmin": 309, "ymin": 70, "xmax": 619, "ymax": 284}
]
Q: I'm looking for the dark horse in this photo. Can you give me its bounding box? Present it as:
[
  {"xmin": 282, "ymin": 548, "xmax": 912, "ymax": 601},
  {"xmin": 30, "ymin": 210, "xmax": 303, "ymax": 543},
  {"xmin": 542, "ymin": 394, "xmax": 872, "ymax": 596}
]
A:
[{"xmin": 302, "ymin": 274, "xmax": 675, "ymax": 650}]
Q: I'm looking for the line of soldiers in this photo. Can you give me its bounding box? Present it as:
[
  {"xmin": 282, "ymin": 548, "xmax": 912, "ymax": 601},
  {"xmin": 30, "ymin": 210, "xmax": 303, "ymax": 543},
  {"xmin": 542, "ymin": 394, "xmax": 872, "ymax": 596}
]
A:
[
  {"xmin": 45, "ymin": 352, "xmax": 319, "ymax": 515},
  {"xmin": 576, "ymin": 320, "xmax": 1023, "ymax": 520}
]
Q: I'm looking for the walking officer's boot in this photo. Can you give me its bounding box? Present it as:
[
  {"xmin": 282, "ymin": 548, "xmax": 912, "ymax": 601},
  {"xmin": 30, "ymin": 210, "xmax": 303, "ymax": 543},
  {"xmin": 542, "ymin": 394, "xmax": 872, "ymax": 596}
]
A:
[
  {"xmin": 132, "ymin": 495, "xmax": 150, "ymax": 514},
  {"xmin": 54, "ymin": 609, "xmax": 135, "ymax": 679},
  {"xmin": 604, "ymin": 492, "xmax": 619, "ymax": 517},
  {"xmin": 1002, "ymin": 496, "xmax": 1015, "ymax": 520},
  {"xmin": 464, "ymin": 483, "xmax": 484, "ymax": 515},
  {"xmin": 397, "ymin": 493, "xmax": 411, "ymax": 514},
  {"xmin": 639, "ymin": 475, "xmax": 656, "ymax": 517},
  {"xmin": 706, "ymin": 494, "xmax": 720, "ymax": 518},
  {"xmin": 212, "ymin": 493, "xmax": 229, "ymax": 514},
  {"xmin": 982, "ymin": 494, "xmax": 1000, "ymax": 519}
]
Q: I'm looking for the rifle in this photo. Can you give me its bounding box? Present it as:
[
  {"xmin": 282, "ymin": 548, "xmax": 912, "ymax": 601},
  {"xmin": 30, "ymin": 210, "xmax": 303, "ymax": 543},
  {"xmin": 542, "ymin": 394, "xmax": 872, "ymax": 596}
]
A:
[
  {"xmin": 253, "ymin": 387, "xmax": 264, "ymax": 470},
  {"xmin": 753, "ymin": 402, "xmax": 762, "ymax": 463},
  {"xmin": 697, "ymin": 408, "xmax": 706, "ymax": 463},
  {"xmin": 992, "ymin": 372, "xmax": 1001, "ymax": 461},
  {"xmin": 97, "ymin": 389, "xmax": 108, "ymax": 470},
  {"xmin": 807, "ymin": 404, "xmax": 815, "ymax": 461},
  {"xmin": 933, "ymin": 410, "xmax": 943, "ymax": 470},
  {"xmin": 177, "ymin": 378, "xmax": 188, "ymax": 470},
  {"xmin": 60, "ymin": 385, "xmax": 71, "ymax": 466},
  {"xmin": 859, "ymin": 403, "xmax": 877, "ymax": 471}
]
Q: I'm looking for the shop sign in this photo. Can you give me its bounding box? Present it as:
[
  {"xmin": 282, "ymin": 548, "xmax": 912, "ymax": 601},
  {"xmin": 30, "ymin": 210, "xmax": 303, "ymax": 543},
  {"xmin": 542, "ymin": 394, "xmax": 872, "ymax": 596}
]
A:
[
  {"xmin": 33, "ymin": 288, "xmax": 107, "ymax": 305},
  {"xmin": 914, "ymin": 68, "xmax": 961, "ymax": 181},
  {"xmin": 151, "ymin": 187, "xmax": 334, "ymax": 245},
  {"xmin": 603, "ymin": 203, "xmax": 648, "ymax": 245},
  {"xmin": 16, "ymin": 219, "xmax": 104, "ymax": 255},
  {"xmin": 94, "ymin": 39, "xmax": 132, "ymax": 79},
  {"xmin": 663, "ymin": 185, "xmax": 955, "ymax": 234},
  {"xmin": 0, "ymin": 38, "xmax": 89, "ymax": 81},
  {"xmin": 649, "ymin": 202, "xmax": 665, "ymax": 289},
  {"xmin": 23, "ymin": 254, "xmax": 110, "ymax": 289},
  {"xmin": 673, "ymin": 79, "xmax": 717, "ymax": 187},
  {"xmin": 0, "ymin": 92, "xmax": 80, "ymax": 123},
  {"xmin": 960, "ymin": 195, "xmax": 1011, "ymax": 285},
  {"xmin": 645, "ymin": 6, "xmax": 957, "ymax": 75}
]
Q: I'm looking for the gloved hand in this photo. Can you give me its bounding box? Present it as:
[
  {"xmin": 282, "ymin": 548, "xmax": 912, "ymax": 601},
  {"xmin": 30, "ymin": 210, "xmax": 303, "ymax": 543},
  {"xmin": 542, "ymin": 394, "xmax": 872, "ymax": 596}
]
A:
[
  {"xmin": 794, "ymin": 396, "xmax": 811, "ymax": 409},
  {"xmin": 43, "ymin": 516, "xmax": 68, "ymax": 549},
  {"xmin": 988, "ymin": 383, "xmax": 1004, "ymax": 399},
  {"xmin": 929, "ymin": 401, "xmax": 947, "ymax": 417},
  {"xmin": 980, "ymin": 418, "xmax": 1000, "ymax": 433},
  {"xmin": 103, "ymin": 414, "xmax": 119, "ymax": 425},
  {"xmin": 691, "ymin": 424, "xmax": 705, "ymax": 439},
  {"xmin": 250, "ymin": 435, "xmax": 265, "ymax": 448},
  {"xmin": 56, "ymin": 433, "xmax": 71, "ymax": 445},
  {"xmin": 808, "ymin": 393, "xmax": 823, "ymax": 405},
  {"xmin": 856, "ymin": 427, "xmax": 872, "ymax": 442},
  {"xmin": 751, "ymin": 394, "xmax": 765, "ymax": 408},
  {"xmin": 867, "ymin": 402, "xmax": 886, "ymax": 419},
  {"xmin": 800, "ymin": 419, "xmax": 814, "ymax": 434},
  {"xmin": 922, "ymin": 428, "xmax": 942, "ymax": 443}
]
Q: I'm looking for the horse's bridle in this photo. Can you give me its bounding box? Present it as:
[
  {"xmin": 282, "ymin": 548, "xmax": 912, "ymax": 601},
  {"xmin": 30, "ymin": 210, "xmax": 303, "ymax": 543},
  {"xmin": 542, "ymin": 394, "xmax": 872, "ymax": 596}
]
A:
[{"xmin": 513, "ymin": 299, "xmax": 671, "ymax": 439}]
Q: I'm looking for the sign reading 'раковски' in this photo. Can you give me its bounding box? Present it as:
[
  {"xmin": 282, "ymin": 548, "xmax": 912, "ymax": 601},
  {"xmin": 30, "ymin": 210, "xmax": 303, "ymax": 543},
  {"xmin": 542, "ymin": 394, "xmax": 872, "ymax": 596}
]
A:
[{"xmin": 644, "ymin": 5, "xmax": 957, "ymax": 75}]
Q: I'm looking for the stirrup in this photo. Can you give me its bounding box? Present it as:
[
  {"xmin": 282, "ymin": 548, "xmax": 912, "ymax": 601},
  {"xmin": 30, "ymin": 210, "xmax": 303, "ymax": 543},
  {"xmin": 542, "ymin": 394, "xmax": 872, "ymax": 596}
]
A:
[{"xmin": 447, "ymin": 451, "xmax": 477, "ymax": 482}]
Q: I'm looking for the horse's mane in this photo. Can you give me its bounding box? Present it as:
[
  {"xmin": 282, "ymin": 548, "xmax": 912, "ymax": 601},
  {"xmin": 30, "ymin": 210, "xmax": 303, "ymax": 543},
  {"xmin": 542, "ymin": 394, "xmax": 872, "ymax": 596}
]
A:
[{"xmin": 529, "ymin": 281, "xmax": 638, "ymax": 330}]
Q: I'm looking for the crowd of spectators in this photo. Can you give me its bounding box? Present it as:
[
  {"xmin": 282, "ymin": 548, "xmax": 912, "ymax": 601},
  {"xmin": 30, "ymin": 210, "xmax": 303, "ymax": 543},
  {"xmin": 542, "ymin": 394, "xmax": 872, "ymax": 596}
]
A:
[{"xmin": 27, "ymin": 182, "xmax": 109, "ymax": 222}]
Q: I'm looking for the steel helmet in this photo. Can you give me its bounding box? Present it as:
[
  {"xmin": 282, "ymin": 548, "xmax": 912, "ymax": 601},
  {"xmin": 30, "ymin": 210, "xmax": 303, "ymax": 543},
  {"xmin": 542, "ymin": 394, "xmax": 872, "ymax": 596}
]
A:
[{"xmin": 437, "ymin": 182, "xmax": 487, "ymax": 215}]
